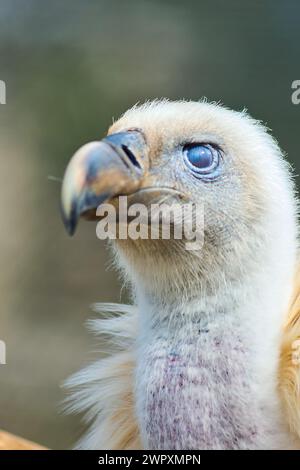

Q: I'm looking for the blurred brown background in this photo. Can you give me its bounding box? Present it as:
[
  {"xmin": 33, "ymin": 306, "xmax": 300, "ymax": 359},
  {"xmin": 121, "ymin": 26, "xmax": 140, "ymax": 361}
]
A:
[{"xmin": 0, "ymin": 0, "xmax": 299, "ymax": 449}]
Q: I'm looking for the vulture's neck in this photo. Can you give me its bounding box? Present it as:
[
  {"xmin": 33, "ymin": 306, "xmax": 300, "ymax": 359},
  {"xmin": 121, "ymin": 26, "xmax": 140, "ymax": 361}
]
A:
[{"xmin": 134, "ymin": 264, "xmax": 294, "ymax": 449}]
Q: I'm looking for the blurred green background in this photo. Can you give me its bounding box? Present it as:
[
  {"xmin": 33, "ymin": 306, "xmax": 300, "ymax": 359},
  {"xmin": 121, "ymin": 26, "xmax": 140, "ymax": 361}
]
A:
[{"xmin": 0, "ymin": 0, "xmax": 299, "ymax": 449}]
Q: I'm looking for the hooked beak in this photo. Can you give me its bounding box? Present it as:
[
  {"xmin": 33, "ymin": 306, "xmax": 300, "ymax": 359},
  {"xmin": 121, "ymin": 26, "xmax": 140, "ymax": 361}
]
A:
[{"xmin": 61, "ymin": 130, "xmax": 148, "ymax": 235}]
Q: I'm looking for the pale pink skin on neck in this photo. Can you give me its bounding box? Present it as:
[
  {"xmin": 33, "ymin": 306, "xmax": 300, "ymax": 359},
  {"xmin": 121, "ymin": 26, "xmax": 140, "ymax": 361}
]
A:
[
  {"xmin": 134, "ymin": 283, "xmax": 295, "ymax": 450},
  {"xmin": 137, "ymin": 327, "xmax": 261, "ymax": 450}
]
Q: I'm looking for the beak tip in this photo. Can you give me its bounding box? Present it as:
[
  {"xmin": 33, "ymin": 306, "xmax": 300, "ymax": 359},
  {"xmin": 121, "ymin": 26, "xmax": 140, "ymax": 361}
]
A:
[
  {"xmin": 60, "ymin": 204, "xmax": 78, "ymax": 237},
  {"xmin": 66, "ymin": 222, "xmax": 76, "ymax": 237}
]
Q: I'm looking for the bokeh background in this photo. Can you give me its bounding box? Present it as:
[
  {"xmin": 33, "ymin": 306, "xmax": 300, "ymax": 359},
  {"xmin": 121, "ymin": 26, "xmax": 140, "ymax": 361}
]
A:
[{"xmin": 0, "ymin": 0, "xmax": 299, "ymax": 449}]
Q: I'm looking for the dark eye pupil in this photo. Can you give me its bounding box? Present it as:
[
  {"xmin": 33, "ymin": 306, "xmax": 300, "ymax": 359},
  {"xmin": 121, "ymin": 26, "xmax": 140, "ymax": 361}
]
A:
[
  {"xmin": 188, "ymin": 146, "xmax": 212, "ymax": 168},
  {"xmin": 183, "ymin": 143, "xmax": 221, "ymax": 178},
  {"xmin": 186, "ymin": 145, "xmax": 213, "ymax": 169}
]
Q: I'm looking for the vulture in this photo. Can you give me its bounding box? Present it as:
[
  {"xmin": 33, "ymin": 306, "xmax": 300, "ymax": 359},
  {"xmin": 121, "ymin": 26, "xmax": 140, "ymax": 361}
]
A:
[{"xmin": 61, "ymin": 99, "xmax": 300, "ymax": 450}]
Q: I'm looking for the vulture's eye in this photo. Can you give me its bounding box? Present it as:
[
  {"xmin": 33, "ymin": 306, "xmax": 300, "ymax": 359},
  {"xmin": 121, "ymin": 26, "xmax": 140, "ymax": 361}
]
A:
[{"xmin": 183, "ymin": 143, "xmax": 220, "ymax": 178}]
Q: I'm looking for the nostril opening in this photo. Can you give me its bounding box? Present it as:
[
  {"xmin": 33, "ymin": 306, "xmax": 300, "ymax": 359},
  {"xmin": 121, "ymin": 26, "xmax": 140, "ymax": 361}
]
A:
[{"xmin": 121, "ymin": 145, "xmax": 141, "ymax": 169}]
